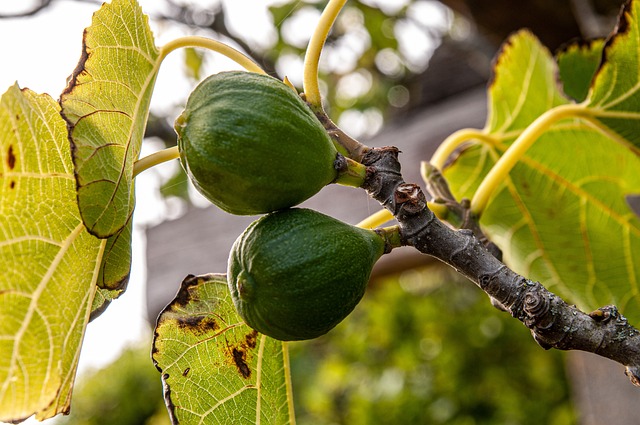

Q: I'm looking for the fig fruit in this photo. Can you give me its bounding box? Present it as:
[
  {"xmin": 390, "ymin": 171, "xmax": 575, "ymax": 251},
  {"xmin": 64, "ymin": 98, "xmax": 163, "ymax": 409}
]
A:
[
  {"xmin": 228, "ymin": 208, "xmax": 386, "ymax": 341},
  {"xmin": 176, "ymin": 71, "xmax": 339, "ymax": 215}
]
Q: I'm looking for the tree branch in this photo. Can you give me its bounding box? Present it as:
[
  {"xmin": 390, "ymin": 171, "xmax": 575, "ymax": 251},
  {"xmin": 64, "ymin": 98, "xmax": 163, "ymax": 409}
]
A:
[
  {"xmin": 0, "ymin": 0, "xmax": 51, "ymax": 18},
  {"xmin": 361, "ymin": 146, "xmax": 640, "ymax": 387},
  {"xmin": 0, "ymin": 0, "xmax": 101, "ymax": 18}
]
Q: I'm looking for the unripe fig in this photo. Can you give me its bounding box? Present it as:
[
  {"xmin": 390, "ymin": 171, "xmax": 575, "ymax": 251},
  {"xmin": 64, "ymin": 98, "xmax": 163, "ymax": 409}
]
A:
[
  {"xmin": 228, "ymin": 208, "xmax": 386, "ymax": 341},
  {"xmin": 175, "ymin": 71, "xmax": 339, "ymax": 215}
]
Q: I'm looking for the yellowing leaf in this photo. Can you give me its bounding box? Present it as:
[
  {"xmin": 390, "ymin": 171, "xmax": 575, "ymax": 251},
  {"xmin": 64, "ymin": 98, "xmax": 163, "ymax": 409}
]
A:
[
  {"xmin": 60, "ymin": 0, "xmax": 160, "ymax": 238},
  {"xmin": 442, "ymin": 30, "xmax": 571, "ymax": 200},
  {"xmin": 0, "ymin": 84, "xmax": 106, "ymax": 422},
  {"xmin": 91, "ymin": 215, "xmax": 133, "ymax": 320},
  {"xmin": 481, "ymin": 125, "xmax": 640, "ymax": 316},
  {"xmin": 152, "ymin": 274, "xmax": 296, "ymax": 425}
]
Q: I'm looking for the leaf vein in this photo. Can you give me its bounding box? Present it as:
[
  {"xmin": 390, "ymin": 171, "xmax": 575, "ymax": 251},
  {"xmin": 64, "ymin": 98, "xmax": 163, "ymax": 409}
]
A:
[{"xmin": 0, "ymin": 223, "xmax": 85, "ymax": 404}]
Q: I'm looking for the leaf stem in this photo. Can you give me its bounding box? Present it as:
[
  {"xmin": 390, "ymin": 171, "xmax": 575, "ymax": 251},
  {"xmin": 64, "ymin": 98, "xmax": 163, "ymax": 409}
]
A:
[
  {"xmin": 159, "ymin": 36, "xmax": 266, "ymax": 75},
  {"xmin": 471, "ymin": 104, "xmax": 587, "ymax": 215},
  {"xmin": 282, "ymin": 342, "xmax": 297, "ymax": 424},
  {"xmin": 133, "ymin": 146, "xmax": 180, "ymax": 177},
  {"xmin": 430, "ymin": 128, "xmax": 495, "ymax": 170},
  {"xmin": 303, "ymin": 0, "xmax": 347, "ymax": 109},
  {"xmin": 426, "ymin": 201, "xmax": 450, "ymax": 220},
  {"xmin": 379, "ymin": 225, "xmax": 403, "ymax": 251},
  {"xmin": 357, "ymin": 209, "xmax": 395, "ymax": 229},
  {"xmin": 334, "ymin": 156, "xmax": 367, "ymax": 187}
]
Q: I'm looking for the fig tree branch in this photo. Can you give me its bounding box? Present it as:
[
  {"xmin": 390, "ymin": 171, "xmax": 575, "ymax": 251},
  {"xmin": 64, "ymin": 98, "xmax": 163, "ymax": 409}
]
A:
[
  {"xmin": 0, "ymin": 0, "xmax": 100, "ymax": 18},
  {"xmin": 361, "ymin": 146, "xmax": 640, "ymax": 387}
]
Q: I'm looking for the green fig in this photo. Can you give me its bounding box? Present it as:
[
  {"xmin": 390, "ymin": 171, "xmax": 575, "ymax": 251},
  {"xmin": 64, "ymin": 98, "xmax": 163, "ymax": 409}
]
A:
[
  {"xmin": 228, "ymin": 208, "xmax": 386, "ymax": 341},
  {"xmin": 176, "ymin": 71, "xmax": 339, "ymax": 215}
]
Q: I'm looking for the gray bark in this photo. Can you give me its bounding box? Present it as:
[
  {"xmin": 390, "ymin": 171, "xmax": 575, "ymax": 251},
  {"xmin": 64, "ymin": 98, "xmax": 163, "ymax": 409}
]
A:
[{"xmin": 360, "ymin": 145, "xmax": 640, "ymax": 386}]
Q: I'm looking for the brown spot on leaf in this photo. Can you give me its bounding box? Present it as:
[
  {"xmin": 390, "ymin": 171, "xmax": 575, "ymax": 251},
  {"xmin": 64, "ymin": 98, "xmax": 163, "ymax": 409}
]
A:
[
  {"xmin": 176, "ymin": 314, "xmax": 219, "ymax": 336},
  {"xmin": 232, "ymin": 347, "xmax": 251, "ymax": 379},
  {"xmin": 596, "ymin": 2, "xmax": 632, "ymax": 81},
  {"xmin": 556, "ymin": 37, "xmax": 601, "ymax": 55},
  {"xmin": 227, "ymin": 330, "xmax": 259, "ymax": 379},
  {"xmin": 245, "ymin": 330, "xmax": 258, "ymax": 349},
  {"xmin": 10, "ymin": 181, "xmax": 15, "ymax": 189},
  {"xmin": 168, "ymin": 274, "xmax": 227, "ymax": 309},
  {"xmin": 171, "ymin": 274, "xmax": 214, "ymax": 307},
  {"xmin": 487, "ymin": 33, "xmax": 516, "ymax": 90},
  {"xmin": 7, "ymin": 145, "xmax": 16, "ymax": 170},
  {"xmin": 172, "ymin": 274, "xmax": 198, "ymax": 307}
]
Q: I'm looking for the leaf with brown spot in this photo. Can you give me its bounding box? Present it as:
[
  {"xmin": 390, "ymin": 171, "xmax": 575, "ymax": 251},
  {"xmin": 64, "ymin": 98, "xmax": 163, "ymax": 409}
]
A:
[
  {"xmin": 59, "ymin": 0, "xmax": 160, "ymax": 238},
  {"xmin": 6, "ymin": 144, "xmax": 15, "ymax": 169},
  {"xmin": 0, "ymin": 84, "xmax": 107, "ymax": 422},
  {"xmin": 152, "ymin": 274, "xmax": 296, "ymax": 424}
]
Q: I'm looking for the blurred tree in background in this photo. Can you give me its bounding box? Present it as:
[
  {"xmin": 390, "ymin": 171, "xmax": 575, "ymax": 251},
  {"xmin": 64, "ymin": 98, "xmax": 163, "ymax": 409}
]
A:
[
  {"xmin": 144, "ymin": 0, "xmax": 470, "ymax": 205},
  {"xmin": 144, "ymin": 0, "xmax": 626, "ymax": 204},
  {"xmin": 53, "ymin": 346, "xmax": 169, "ymax": 425},
  {"xmin": 154, "ymin": 0, "xmax": 455, "ymax": 135},
  {"xmin": 291, "ymin": 267, "xmax": 576, "ymax": 425},
  {"xmin": 1, "ymin": 0, "xmax": 626, "ymax": 139}
]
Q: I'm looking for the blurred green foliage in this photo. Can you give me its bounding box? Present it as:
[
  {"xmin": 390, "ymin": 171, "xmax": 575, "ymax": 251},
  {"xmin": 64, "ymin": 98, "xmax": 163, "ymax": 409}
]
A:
[
  {"xmin": 266, "ymin": 0, "xmax": 450, "ymax": 133},
  {"xmin": 54, "ymin": 344, "xmax": 169, "ymax": 425},
  {"xmin": 170, "ymin": 0, "xmax": 451, "ymax": 138},
  {"xmin": 290, "ymin": 264, "xmax": 576, "ymax": 425}
]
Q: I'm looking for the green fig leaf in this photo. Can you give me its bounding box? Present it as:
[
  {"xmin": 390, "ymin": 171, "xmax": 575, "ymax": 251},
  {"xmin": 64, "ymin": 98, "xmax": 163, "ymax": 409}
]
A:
[
  {"xmin": 585, "ymin": 0, "xmax": 640, "ymax": 153},
  {"xmin": 438, "ymin": 29, "xmax": 640, "ymax": 322},
  {"xmin": 152, "ymin": 274, "xmax": 296, "ymax": 425},
  {"xmin": 486, "ymin": 31, "xmax": 569, "ymax": 137},
  {"xmin": 90, "ymin": 215, "xmax": 133, "ymax": 320},
  {"xmin": 60, "ymin": 0, "xmax": 160, "ymax": 238},
  {"xmin": 0, "ymin": 84, "xmax": 106, "ymax": 422},
  {"xmin": 97, "ymin": 214, "xmax": 132, "ymax": 292},
  {"xmin": 556, "ymin": 38, "xmax": 605, "ymax": 102},
  {"xmin": 184, "ymin": 47, "xmax": 204, "ymax": 81}
]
